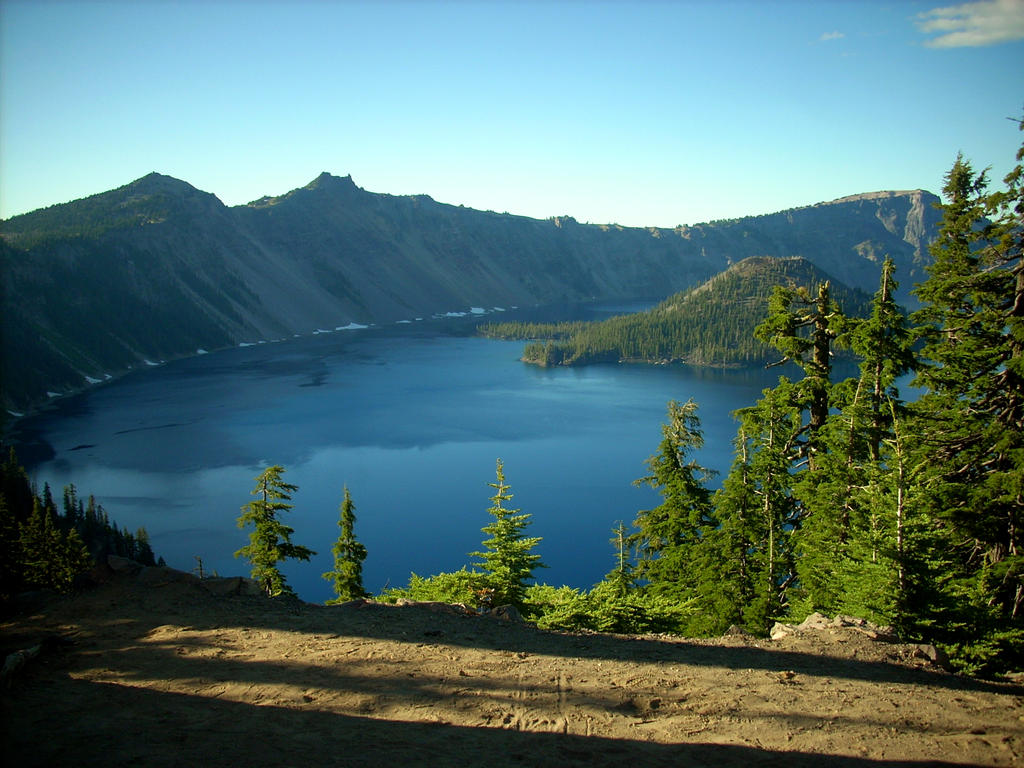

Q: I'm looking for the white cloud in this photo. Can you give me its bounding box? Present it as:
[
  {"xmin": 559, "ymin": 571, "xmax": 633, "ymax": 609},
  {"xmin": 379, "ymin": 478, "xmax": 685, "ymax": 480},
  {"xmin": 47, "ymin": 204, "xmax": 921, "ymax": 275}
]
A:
[
  {"xmin": 916, "ymin": 0, "xmax": 1024, "ymax": 47},
  {"xmin": 820, "ymin": 31, "xmax": 845, "ymax": 42}
]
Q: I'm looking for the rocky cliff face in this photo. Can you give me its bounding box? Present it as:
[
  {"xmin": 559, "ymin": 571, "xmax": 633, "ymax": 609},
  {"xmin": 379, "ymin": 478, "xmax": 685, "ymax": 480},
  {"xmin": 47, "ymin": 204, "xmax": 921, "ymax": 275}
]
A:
[{"xmin": 0, "ymin": 173, "xmax": 940, "ymax": 410}]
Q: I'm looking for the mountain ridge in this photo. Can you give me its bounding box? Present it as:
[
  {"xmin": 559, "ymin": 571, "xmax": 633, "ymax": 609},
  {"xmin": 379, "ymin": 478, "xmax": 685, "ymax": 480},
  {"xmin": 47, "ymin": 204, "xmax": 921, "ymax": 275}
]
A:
[{"xmin": 1, "ymin": 173, "xmax": 941, "ymax": 411}]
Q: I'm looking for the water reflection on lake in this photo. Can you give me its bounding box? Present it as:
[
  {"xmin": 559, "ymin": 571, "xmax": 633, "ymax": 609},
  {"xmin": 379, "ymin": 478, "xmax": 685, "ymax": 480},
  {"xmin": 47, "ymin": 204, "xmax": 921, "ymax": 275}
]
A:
[{"xmin": 15, "ymin": 315, "xmax": 789, "ymax": 602}]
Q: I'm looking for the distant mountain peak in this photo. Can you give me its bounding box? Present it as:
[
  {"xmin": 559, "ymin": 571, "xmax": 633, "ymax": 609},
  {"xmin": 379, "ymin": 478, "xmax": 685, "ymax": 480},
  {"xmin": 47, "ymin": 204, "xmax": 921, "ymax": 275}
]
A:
[
  {"xmin": 305, "ymin": 172, "xmax": 357, "ymax": 191},
  {"xmin": 826, "ymin": 189, "xmax": 930, "ymax": 206},
  {"xmin": 125, "ymin": 172, "xmax": 201, "ymax": 197}
]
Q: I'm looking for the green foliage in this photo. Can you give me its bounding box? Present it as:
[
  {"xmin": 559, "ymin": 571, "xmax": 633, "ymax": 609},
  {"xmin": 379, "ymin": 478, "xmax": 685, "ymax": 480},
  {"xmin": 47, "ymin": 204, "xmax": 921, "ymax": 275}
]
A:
[
  {"xmin": 17, "ymin": 498, "xmax": 92, "ymax": 592},
  {"xmin": 901, "ymin": 134, "xmax": 1024, "ymax": 668},
  {"xmin": 0, "ymin": 448, "xmax": 161, "ymax": 600},
  {"xmin": 481, "ymin": 257, "xmax": 872, "ymax": 369},
  {"xmin": 941, "ymin": 627, "xmax": 1024, "ymax": 678},
  {"xmin": 605, "ymin": 520, "xmax": 635, "ymax": 595},
  {"xmin": 524, "ymin": 582, "xmax": 693, "ymax": 635},
  {"xmin": 630, "ymin": 399, "xmax": 714, "ymax": 596},
  {"xmin": 234, "ymin": 465, "xmax": 315, "ymax": 597},
  {"xmin": 377, "ymin": 568, "xmax": 487, "ymax": 605},
  {"xmin": 0, "ymin": 496, "xmax": 21, "ymax": 597},
  {"xmin": 469, "ymin": 459, "xmax": 545, "ymax": 609},
  {"xmin": 479, "ymin": 321, "xmax": 588, "ymax": 343},
  {"xmin": 323, "ymin": 486, "xmax": 368, "ymax": 604}
]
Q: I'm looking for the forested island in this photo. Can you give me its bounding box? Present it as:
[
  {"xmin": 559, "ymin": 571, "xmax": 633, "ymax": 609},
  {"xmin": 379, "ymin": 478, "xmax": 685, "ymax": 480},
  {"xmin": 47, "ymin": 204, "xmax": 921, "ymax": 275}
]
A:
[
  {"xmin": 3, "ymin": 135, "xmax": 1022, "ymax": 680},
  {"xmin": 480, "ymin": 256, "xmax": 875, "ymax": 367}
]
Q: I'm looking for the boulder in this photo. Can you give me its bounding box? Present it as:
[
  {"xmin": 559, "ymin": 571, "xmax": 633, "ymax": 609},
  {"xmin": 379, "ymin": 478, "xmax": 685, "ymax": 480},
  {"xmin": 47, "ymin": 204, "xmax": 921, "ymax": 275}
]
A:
[
  {"xmin": 799, "ymin": 612, "xmax": 832, "ymax": 630},
  {"xmin": 770, "ymin": 622, "xmax": 798, "ymax": 640}
]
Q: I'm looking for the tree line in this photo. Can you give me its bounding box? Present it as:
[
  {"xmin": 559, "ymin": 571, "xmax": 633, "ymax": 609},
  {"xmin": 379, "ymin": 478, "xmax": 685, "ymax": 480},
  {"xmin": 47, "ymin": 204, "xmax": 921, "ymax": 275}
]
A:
[
  {"xmin": 479, "ymin": 256, "xmax": 874, "ymax": 368},
  {"xmin": 0, "ymin": 449, "xmax": 158, "ymax": 599}
]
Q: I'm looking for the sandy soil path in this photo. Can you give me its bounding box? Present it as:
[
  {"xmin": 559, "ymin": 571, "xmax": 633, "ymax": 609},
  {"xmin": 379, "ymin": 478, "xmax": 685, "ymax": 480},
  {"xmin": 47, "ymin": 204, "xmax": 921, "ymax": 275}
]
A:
[{"xmin": 2, "ymin": 570, "xmax": 1022, "ymax": 767}]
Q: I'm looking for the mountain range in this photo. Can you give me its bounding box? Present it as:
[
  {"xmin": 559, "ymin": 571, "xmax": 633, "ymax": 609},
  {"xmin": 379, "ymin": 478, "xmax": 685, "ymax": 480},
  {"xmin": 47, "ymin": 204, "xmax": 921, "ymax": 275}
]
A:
[{"xmin": 0, "ymin": 173, "xmax": 941, "ymax": 411}]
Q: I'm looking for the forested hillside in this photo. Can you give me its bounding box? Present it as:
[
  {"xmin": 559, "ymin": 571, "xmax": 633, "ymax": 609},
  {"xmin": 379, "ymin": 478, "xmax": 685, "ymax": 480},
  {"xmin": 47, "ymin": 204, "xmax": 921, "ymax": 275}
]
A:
[
  {"xmin": 481, "ymin": 256, "xmax": 875, "ymax": 366},
  {"xmin": 1, "ymin": 174, "xmax": 938, "ymax": 411}
]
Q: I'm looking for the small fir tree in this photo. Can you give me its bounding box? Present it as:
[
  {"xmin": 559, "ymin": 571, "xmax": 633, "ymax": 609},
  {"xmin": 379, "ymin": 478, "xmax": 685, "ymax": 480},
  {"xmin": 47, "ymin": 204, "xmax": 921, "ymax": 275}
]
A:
[
  {"xmin": 605, "ymin": 520, "xmax": 635, "ymax": 596},
  {"xmin": 470, "ymin": 459, "xmax": 545, "ymax": 609},
  {"xmin": 323, "ymin": 485, "xmax": 368, "ymax": 604},
  {"xmin": 234, "ymin": 465, "xmax": 315, "ymax": 597}
]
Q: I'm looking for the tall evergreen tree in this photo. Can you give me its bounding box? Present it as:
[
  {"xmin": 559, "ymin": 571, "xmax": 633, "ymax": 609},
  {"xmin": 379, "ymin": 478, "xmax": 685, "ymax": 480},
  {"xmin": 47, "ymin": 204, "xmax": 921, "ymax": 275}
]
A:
[
  {"xmin": 134, "ymin": 527, "xmax": 156, "ymax": 566},
  {"xmin": 696, "ymin": 382, "xmax": 802, "ymax": 635},
  {"xmin": 793, "ymin": 258, "xmax": 916, "ymax": 617},
  {"xmin": 908, "ymin": 139, "xmax": 1024, "ymax": 670},
  {"xmin": 754, "ymin": 281, "xmax": 847, "ymax": 466},
  {"xmin": 735, "ymin": 382, "xmax": 802, "ymax": 630},
  {"xmin": 323, "ymin": 485, "xmax": 368, "ymax": 604},
  {"xmin": 234, "ymin": 465, "xmax": 315, "ymax": 597},
  {"xmin": 629, "ymin": 399, "xmax": 714, "ymax": 597},
  {"xmin": 693, "ymin": 424, "xmax": 761, "ymax": 634},
  {"xmin": 0, "ymin": 447, "xmax": 34, "ymax": 525},
  {"xmin": 0, "ymin": 495, "xmax": 23, "ymax": 598},
  {"xmin": 850, "ymin": 257, "xmax": 917, "ymax": 461},
  {"xmin": 469, "ymin": 459, "xmax": 545, "ymax": 609},
  {"xmin": 18, "ymin": 496, "xmax": 91, "ymax": 592}
]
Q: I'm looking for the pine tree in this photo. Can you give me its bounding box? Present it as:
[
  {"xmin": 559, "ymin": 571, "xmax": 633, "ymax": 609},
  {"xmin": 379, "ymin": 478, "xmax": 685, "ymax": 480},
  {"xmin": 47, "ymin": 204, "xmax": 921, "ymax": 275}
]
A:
[
  {"xmin": 135, "ymin": 527, "xmax": 156, "ymax": 566},
  {"xmin": 735, "ymin": 382, "xmax": 801, "ymax": 630},
  {"xmin": 323, "ymin": 485, "xmax": 368, "ymax": 604},
  {"xmin": 234, "ymin": 465, "xmax": 315, "ymax": 597},
  {"xmin": 0, "ymin": 448, "xmax": 33, "ymax": 525},
  {"xmin": 850, "ymin": 257, "xmax": 917, "ymax": 461},
  {"xmin": 754, "ymin": 281, "xmax": 847, "ymax": 466},
  {"xmin": 629, "ymin": 399, "xmax": 714, "ymax": 597},
  {"xmin": 469, "ymin": 459, "xmax": 545, "ymax": 609},
  {"xmin": 605, "ymin": 520, "xmax": 635, "ymax": 596},
  {"xmin": 19, "ymin": 498, "xmax": 57, "ymax": 588},
  {"xmin": 794, "ymin": 258, "xmax": 916, "ymax": 617},
  {"xmin": 18, "ymin": 496, "xmax": 91, "ymax": 592},
  {"xmin": 907, "ymin": 139, "xmax": 1024, "ymax": 669},
  {"xmin": 0, "ymin": 495, "xmax": 23, "ymax": 598},
  {"xmin": 689, "ymin": 426, "xmax": 760, "ymax": 634}
]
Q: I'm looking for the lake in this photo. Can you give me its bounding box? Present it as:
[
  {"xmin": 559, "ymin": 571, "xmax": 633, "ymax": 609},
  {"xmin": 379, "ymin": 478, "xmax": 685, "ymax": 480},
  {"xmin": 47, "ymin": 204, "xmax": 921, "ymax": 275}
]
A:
[{"xmin": 14, "ymin": 308, "xmax": 789, "ymax": 602}]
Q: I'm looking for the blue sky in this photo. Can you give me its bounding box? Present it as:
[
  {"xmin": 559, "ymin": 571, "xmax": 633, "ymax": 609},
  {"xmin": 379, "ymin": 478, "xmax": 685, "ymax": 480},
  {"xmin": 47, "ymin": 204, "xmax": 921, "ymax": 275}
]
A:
[{"xmin": 2, "ymin": 0, "xmax": 1022, "ymax": 227}]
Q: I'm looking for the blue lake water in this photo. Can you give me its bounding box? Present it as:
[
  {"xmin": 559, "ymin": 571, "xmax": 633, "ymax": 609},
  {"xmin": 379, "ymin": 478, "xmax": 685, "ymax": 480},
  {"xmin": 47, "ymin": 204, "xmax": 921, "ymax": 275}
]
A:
[{"xmin": 15, "ymin": 313, "xmax": 789, "ymax": 602}]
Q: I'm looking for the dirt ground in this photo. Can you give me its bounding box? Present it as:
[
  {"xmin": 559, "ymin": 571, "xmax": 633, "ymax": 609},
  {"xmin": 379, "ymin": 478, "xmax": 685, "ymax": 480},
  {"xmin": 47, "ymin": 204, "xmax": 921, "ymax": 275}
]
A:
[{"xmin": 2, "ymin": 566, "xmax": 1023, "ymax": 767}]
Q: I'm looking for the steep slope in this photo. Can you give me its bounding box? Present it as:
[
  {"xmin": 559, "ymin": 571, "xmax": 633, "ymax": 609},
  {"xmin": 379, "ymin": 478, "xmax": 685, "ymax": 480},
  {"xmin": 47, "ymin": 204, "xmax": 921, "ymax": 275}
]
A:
[{"xmin": 0, "ymin": 173, "xmax": 939, "ymax": 410}]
